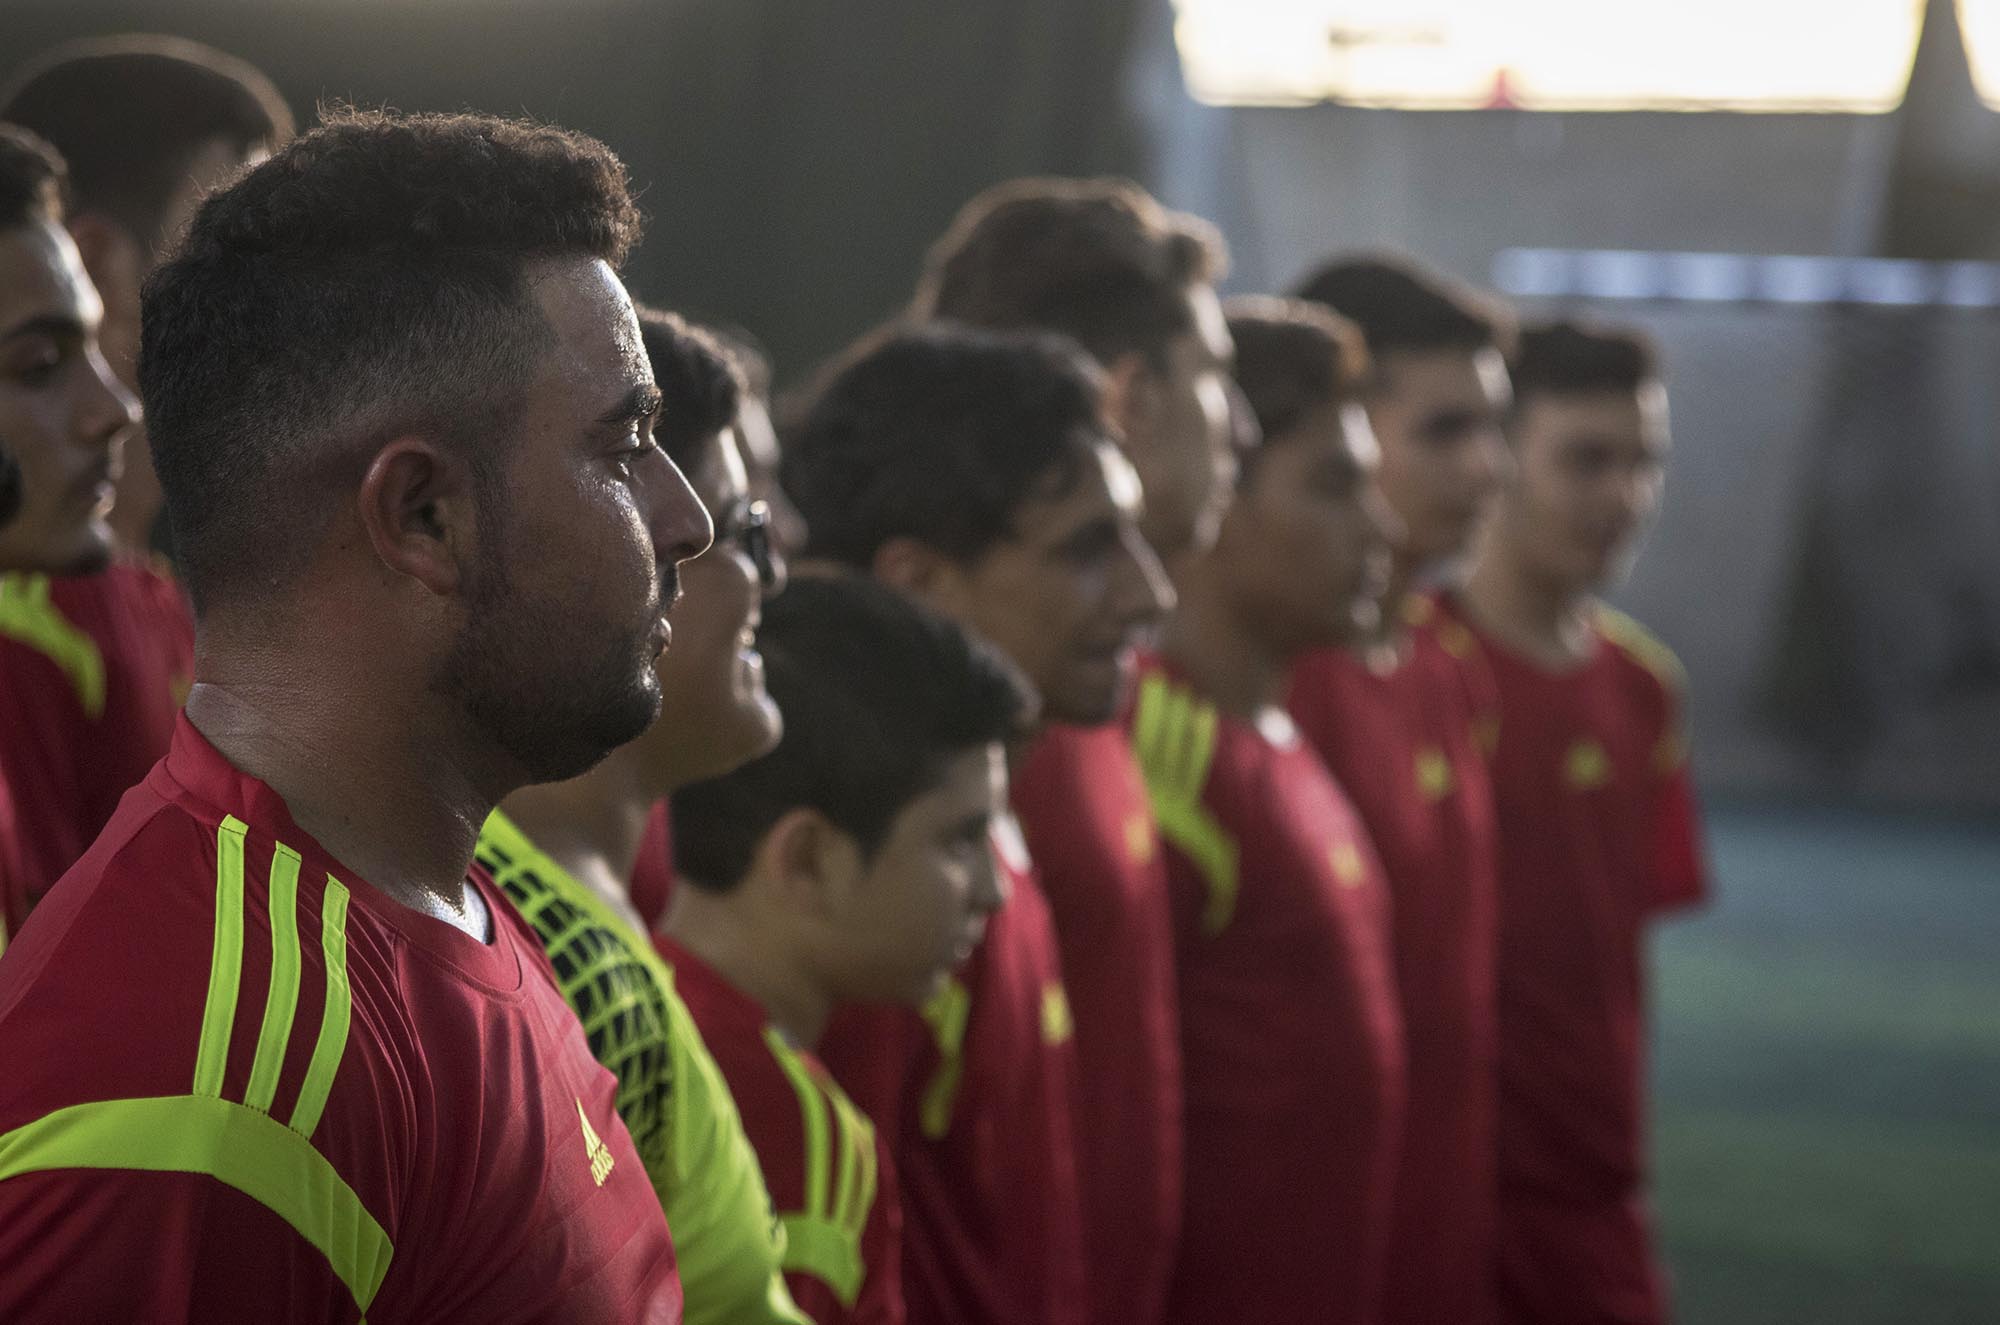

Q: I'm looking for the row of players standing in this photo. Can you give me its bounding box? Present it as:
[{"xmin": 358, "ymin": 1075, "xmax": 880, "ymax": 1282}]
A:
[{"xmin": 0, "ymin": 35, "xmax": 1706, "ymax": 1325}]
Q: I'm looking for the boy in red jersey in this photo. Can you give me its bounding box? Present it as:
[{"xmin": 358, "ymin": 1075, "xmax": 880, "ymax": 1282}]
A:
[
  {"xmin": 913, "ymin": 175, "xmax": 1232, "ymax": 1325},
  {"xmin": 786, "ymin": 324, "xmax": 1174, "ymax": 1325},
  {"xmin": 1444, "ymin": 319, "xmax": 1707, "ymax": 1325},
  {"xmin": 667, "ymin": 574, "xmax": 1037, "ymax": 1325},
  {"xmin": 0, "ymin": 110, "xmax": 712, "ymax": 1320},
  {"xmin": 1129, "ymin": 301, "xmax": 1404, "ymax": 1325},
  {"xmin": 1284, "ymin": 256, "xmax": 1515, "ymax": 1325},
  {"xmin": 0, "ymin": 124, "xmax": 140, "ymax": 940},
  {"xmin": 0, "ymin": 38, "xmax": 292, "ymax": 919}
]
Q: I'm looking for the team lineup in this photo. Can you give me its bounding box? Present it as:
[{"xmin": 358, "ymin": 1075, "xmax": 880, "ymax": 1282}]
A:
[{"xmin": 0, "ymin": 35, "xmax": 1704, "ymax": 1325}]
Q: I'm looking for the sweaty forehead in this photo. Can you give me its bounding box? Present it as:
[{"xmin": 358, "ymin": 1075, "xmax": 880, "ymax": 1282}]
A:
[
  {"xmin": 1376, "ymin": 348, "xmax": 1499, "ymax": 414},
  {"xmin": 0, "ymin": 219, "xmax": 103, "ymax": 340},
  {"xmin": 526, "ymin": 256, "xmax": 651, "ymax": 395},
  {"xmin": 1012, "ymin": 439, "xmax": 1134, "ymax": 542}
]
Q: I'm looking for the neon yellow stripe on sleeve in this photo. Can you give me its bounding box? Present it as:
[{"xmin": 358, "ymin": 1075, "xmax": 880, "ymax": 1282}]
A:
[
  {"xmin": 764, "ymin": 1026, "xmax": 831, "ymax": 1221},
  {"xmin": 0, "ymin": 1093, "xmax": 393, "ymax": 1313},
  {"xmin": 244, "ymin": 844, "xmax": 304, "ymax": 1114},
  {"xmin": 289, "ymin": 879, "xmax": 352, "ymax": 1138},
  {"xmin": 1132, "ymin": 676, "xmax": 1240, "ymax": 935},
  {"xmin": 778, "ymin": 1213, "xmax": 865, "ymax": 1309},
  {"xmin": 192, "ymin": 817, "xmax": 249, "ymax": 1098},
  {"xmin": 0, "ymin": 573, "xmax": 106, "ymax": 717},
  {"xmin": 827, "ymin": 1085, "xmax": 877, "ymax": 1237}
]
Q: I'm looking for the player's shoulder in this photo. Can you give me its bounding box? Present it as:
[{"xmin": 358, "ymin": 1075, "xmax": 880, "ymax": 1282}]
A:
[
  {"xmin": 0, "ymin": 794, "xmax": 345, "ymax": 1113},
  {"xmin": 1594, "ymin": 605, "xmax": 1688, "ymax": 698}
]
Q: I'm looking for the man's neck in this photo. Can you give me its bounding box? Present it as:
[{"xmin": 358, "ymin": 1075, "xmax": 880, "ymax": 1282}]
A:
[
  {"xmin": 184, "ymin": 661, "xmax": 504, "ymax": 938},
  {"xmin": 1160, "ymin": 566, "xmax": 1287, "ymax": 719},
  {"xmin": 665, "ymin": 888, "xmax": 832, "ymax": 1046},
  {"xmin": 500, "ymin": 741, "xmax": 657, "ymax": 934},
  {"xmin": 1462, "ymin": 543, "xmax": 1597, "ymax": 668}
]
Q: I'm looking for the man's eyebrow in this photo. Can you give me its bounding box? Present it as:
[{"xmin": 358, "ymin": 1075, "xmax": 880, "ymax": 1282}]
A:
[
  {"xmin": 0, "ymin": 313, "xmax": 85, "ymax": 346},
  {"xmin": 597, "ymin": 382, "xmax": 663, "ymax": 426}
]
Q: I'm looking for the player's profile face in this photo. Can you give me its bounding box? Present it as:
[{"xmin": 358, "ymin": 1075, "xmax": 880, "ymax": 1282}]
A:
[
  {"xmin": 1502, "ymin": 385, "xmax": 1669, "ymax": 594},
  {"xmin": 0, "ymin": 218, "xmax": 136, "ymax": 575},
  {"xmin": 636, "ymin": 425, "xmax": 783, "ymax": 791},
  {"xmin": 1365, "ymin": 347, "xmax": 1511, "ymax": 571},
  {"xmin": 1123, "ymin": 286, "xmax": 1238, "ymax": 563},
  {"xmin": 443, "ymin": 259, "xmax": 711, "ymax": 783},
  {"xmin": 1216, "ymin": 402, "xmax": 1396, "ymax": 652},
  {"xmin": 733, "ymin": 394, "xmax": 808, "ymax": 559},
  {"xmin": 841, "ymin": 743, "xmax": 1009, "ymax": 1006},
  {"xmin": 951, "ymin": 441, "xmax": 1172, "ymax": 725}
]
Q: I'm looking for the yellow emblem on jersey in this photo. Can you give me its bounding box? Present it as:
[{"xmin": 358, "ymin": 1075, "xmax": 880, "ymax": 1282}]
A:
[
  {"xmin": 576, "ymin": 1098, "xmax": 616, "ymax": 1186},
  {"xmin": 1415, "ymin": 748, "xmax": 1455, "ymax": 801},
  {"xmin": 1123, "ymin": 811, "xmax": 1157, "ymax": 867},
  {"xmin": 1330, "ymin": 841, "xmax": 1366, "ymax": 888},
  {"xmin": 1565, "ymin": 740, "xmax": 1612, "ymax": 790},
  {"xmin": 1040, "ymin": 983, "xmax": 1075, "ymax": 1046},
  {"xmin": 1436, "ymin": 620, "xmax": 1476, "ymax": 660}
]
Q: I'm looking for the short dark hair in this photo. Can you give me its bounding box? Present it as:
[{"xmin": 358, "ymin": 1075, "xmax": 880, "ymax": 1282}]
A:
[
  {"xmin": 1293, "ymin": 254, "xmax": 1512, "ymax": 364},
  {"xmin": 915, "ymin": 177, "xmax": 1228, "ymax": 370},
  {"xmin": 786, "ymin": 323, "xmax": 1110, "ymax": 568},
  {"xmin": 0, "ymin": 123, "xmax": 64, "ymax": 230},
  {"xmin": 672, "ymin": 573, "xmax": 1034, "ymax": 890},
  {"xmin": 140, "ymin": 108, "xmax": 641, "ymax": 614},
  {"xmin": 2, "ymin": 35, "xmax": 294, "ymax": 255},
  {"xmin": 636, "ymin": 306, "xmax": 743, "ymax": 472},
  {"xmin": 1224, "ymin": 295, "xmax": 1371, "ymax": 447},
  {"xmin": 1509, "ymin": 319, "xmax": 1659, "ymax": 405}
]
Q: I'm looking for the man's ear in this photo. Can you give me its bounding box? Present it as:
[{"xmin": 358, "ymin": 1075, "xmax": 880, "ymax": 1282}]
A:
[
  {"xmin": 1100, "ymin": 350, "xmax": 1156, "ymax": 446},
  {"xmin": 757, "ymin": 807, "xmax": 863, "ymax": 916},
  {"xmin": 870, "ymin": 536, "xmax": 967, "ymax": 616},
  {"xmin": 356, "ymin": 438, "xmax": 479, "ymax": 596}
]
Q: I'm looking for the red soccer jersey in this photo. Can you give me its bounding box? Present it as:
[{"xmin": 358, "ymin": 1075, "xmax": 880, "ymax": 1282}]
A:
[
  {"xmin": 1009, "ymin": 722, "xmax": 1181, "ymax": 1325},
  {"xmin": 664, "ymin": 937, "xmax": 906, "ymax": 1325},
  {"xmin": 0, "ymin": 770, "xmax": 22, "ymax": 955},
  {"xmin": 816, "ymin": 817, "xmax": 1088, "ymax": 1325},
  {"xmin": 1285, "ymin": 596, "xmax": 1502, "ymax": 1325},
  {"xmin": 0, "ymin": 561, "xmax": 194, "ymax": 930},
  {"xmin": 1431, "ymin": 595, "xmax": 1708, "ymax": 1325},
  {"xmin": 0, "ymin": 717, "xmax": 681, "ymax": 1323},
  {"xmin": 630, "ymin": 799, "xmax": 675, "ymax": 932},
  {"xmin": 1130, "ymin": 659, "xmax": 1406, "ymax": 1325}
]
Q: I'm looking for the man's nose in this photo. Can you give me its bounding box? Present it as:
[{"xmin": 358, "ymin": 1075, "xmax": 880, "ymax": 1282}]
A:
[
  {"xmin": 78, "ymin": 345, "xmax": 139, "ymax": 448},
  {"xmin": 645, "ymin": 453, "xmax": 714, "ymax": 568}
]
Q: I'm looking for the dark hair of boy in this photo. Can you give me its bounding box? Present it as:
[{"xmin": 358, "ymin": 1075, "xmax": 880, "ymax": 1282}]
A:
[
  {"xmin": 139, "ymin": 107, "xmax": 641, "ymax": 615},
  {"xmin": 635, "ymin": 305, "xmax": 744, "ymax": 470},
  {"xmin": 1224, "ymin": 294, "xmax": 1372, "ymax": 455},
  {"xmin": 1, "ymin": 35, "xmax": 294, "ymax": 258},
  {"xmin": 915, "ymin": 176, "xmax": 1227, "ymax": 371},
  {"xmin": 1293, "ymin": 254, "xmax": 1513, "ymax": 363},
  {"xmin": 783, "ymin": 323, "xmax": 1111, "ymax": 568},
  {"xmin": 672, "ymin": 573, "xmax": 1034, "ymax": 891},
  {"xmin": 1508, "ymin": 319, "xmax": 1658, "ymax": 405},
  {"xmin": 0, "ymin": 123, "xmax": 64, "ymax": 231}
]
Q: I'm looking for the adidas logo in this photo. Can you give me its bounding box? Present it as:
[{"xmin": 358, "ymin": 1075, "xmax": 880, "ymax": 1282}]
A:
[{"xmin": 576, "ymin": 1098, "xmax": 616, "ymax": 1187}]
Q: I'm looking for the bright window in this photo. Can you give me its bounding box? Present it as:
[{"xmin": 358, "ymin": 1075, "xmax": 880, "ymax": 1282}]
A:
[
  {"xmin": 1959, "ymin": 0, "xmax": 2000, "ymax": 107},
  {"xmin": 1172, "ymin": 0, "xmax": 1927, "ymax": 112}
]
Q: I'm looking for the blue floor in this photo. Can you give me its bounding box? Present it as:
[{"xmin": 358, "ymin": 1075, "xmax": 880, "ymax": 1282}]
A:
[{"xmin": 1652, "ymin": 801, "xmax": 2000, "ymax": 1322}]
